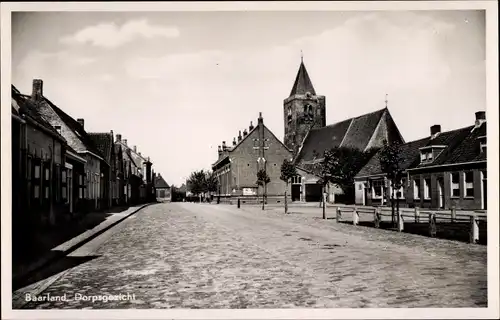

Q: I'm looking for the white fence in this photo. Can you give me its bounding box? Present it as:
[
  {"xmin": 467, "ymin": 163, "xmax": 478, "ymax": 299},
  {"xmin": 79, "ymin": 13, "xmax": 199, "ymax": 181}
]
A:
[{"xmin": 335, "ymin": 206, "xmax": 487, "ymax": 244}]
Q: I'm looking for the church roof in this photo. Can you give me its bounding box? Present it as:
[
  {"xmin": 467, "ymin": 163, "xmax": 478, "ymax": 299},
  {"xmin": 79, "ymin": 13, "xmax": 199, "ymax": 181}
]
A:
[
  {"xmin": 296, "ymin": 108, "xmax": 388, "ymax": 163},
  {"xmin": 289, "ymin": 60, "xmax": 316, "ymax": 96}
]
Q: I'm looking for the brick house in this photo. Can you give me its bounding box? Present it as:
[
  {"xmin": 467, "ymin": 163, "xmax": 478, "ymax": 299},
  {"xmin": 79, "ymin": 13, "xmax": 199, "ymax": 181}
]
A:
[
  {"xmin": 212, "ymin": 112, "xmax": 293, "ymax": 203},
  {"xmin": 88, "ymin": 131, "xmax": 117, "ymax": 209},
  {"xmin": 154, "ymin": 173, "xmax": 171, "ymax": 202},
  {"xmin": 113, "ymin": 143, "xmax": 126, "ymax": 206},
  {"xmin": 354, "ymin": 111, "xmax": 487, "ymax": 210},
  {"xmin": 115, "ymin": 135, "xmax": 153, "ymax": 205},
  {"xmin": 283, "ymin": 59, "xmax": 405, "ymax": 203},
  {"xmin": 11, "ymin": 85, "xmax": 68, "ymax": 231},
  {"xmin": 32, "ymin": 79, "xmax": 107, "ymax": 212}
]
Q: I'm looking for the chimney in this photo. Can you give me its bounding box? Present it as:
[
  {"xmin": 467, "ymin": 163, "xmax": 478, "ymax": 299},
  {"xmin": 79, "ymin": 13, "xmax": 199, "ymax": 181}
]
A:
[
  {"xmin": 258, "ymin": 112, "xmax": 263, "ymax": 125},
  {"xmin": 233, "ymin": 138, "xmax": 237, "ymax": 146},
  {"xmin": 475, "ymin": 111, "xmax": 486, "ymax": 127},
  {"xmin": 77, "ymin": 118, "xmax": 85, "ymax": 128},
  {"xmin": 249, "ymin": 121, "xmax": 254, "ymax": 131},
  {"xmin": 138, "ymin": 152, "xmax": 141, "ymax": 156},
  {"xmin": 430, "ymin": 125, "xmax": 441, "ymax": 138},
  {"xmin": 133, "ymin": 145, "xmax": 137, "ymax": 153},
  {"xmin": 123, "ymin": 139, "xmax": 128, "ymax": 146},
  {"xmin": 116, "ymin": 134, "xmax": 122, "ymax": 142},
  {"xmin": 238, "ymin": 130, "xmax": 242, "ymax": 141},
  {"xmin": 218, "ymin": 145, "xmax": 222, "ymax": 155},
  {"xmin": 243, "ymin": 129, "xmax": 248, "ymax": 137},
  {"xmin": 222, "ymin": 141, "xmax": 227, "ymax": 151},
  {"xmin": 32, "ymin": 79, "xmax": 43, "ymax": 100}
]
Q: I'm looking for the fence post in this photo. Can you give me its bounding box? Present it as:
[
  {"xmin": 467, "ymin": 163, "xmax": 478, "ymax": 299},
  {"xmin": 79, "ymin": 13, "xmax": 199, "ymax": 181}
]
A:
[
  {"xmin": 451, "ymin": 207, "xmax": 456, "ymax": 223},
  {"xmin": 374, "ymin": 207, "xmax": 380, "ymax": 228},
  {"xmin": 414, "ymin": 207, "xmax": 420, "ymax": 223},
  {"xmin": 352, "ymin": 208, "xmax": 359, "ymax": 226},
  {"xmin": 429, "ymin": 213, "xmax": 437, "ymax": 237},
  {"xmin": 397, "ymin": 211, "xmax": 404, "ymax": 232},
  {"xmin": 336, "ymin": 207, "xmax": 341, "ymax": 222},
  {"xmin": 469, "ymin": 214, "xmax": 479, "ymax": 244}
]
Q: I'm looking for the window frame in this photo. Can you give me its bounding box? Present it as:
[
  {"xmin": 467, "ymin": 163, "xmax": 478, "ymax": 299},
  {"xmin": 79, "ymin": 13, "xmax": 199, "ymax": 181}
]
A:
[
  {"xmin": 464, "ymin": 171, "xmax": 474, "ymax": 198},
  {"xmin": 413, "ymin": 179, "xmax": 421, "ymax": 200},
  {"xmin": 451, "ymin": 172, "xmax": 460, "ymax": 198}
]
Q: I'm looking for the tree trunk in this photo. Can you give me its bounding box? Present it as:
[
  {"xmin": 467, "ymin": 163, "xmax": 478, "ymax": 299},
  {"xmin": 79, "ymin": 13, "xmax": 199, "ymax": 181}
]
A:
[
  {"xmin": 396, "ymin": 187, "xmax": 400, "ymax": 227},
  {"xmin": 261, "ymin": 186, "xmax": 264, "ymax": 210},
  {"xmin": 322, "ymin": 185, "xmax": 326, "ymax": 220},
  {"xmin": 284, "ymin": 183, "xmax": 288, "ymax": 214},
  {"xmin": 391, "ymin": 181, "xmax": 395, "ymax": 227}
]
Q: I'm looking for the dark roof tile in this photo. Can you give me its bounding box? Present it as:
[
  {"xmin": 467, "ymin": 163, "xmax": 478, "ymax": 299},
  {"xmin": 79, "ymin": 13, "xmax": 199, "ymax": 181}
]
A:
[{"xmin": 88, "ymin": 132, "xmax": 113, "ymax": 163}]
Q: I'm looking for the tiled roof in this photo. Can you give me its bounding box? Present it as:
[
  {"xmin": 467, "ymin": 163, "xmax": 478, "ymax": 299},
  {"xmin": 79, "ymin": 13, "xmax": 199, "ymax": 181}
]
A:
[
  {"xmin": 296, "ymin": 108, "xmax": 387, "ymax": 162},
  {"xmin": 11, "ymin": 86, "xmax": 65, "ymax": 141},
  {"xmin": 88, "ymin": 132, "xmax": 113, "ymax": 163},
  {"xmin": 289, "ymin": 60, "xmax": 316, "ymax": 96},
  {"xmin": 411, "ymin": 126, "xmax": 475, "ymax": 168},
  {"xmin": 355, "ymin": 137, "xmax": 430, "ymax": 178},
  {"xmin": 438, "ymin": 122, "xmax": 486, "ymax": 165},
  {"xmin": 356, "ymin": 122, "xmax": 486, "ymax": 178},
  {"xmin": 42, "ymin": 97, "xmax": 104, "ymax": 158},
  {"xmin": 155, "ymin": 174, "xmax": 170, "ymax": 188}
]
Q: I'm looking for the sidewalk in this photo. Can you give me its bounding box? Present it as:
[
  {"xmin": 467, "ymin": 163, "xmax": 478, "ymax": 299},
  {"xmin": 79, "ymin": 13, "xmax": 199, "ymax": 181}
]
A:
[{"xmin": 12, "ymin": 203, "xmax": 153, "ymax": 292}]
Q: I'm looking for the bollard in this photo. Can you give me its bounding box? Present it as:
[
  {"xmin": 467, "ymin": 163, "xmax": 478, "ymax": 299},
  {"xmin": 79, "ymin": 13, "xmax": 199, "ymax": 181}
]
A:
[
  {"xmin": 397, "ymin": 211, "xmax": 404, "ymax": 232},
  {"xmin": 451, "ymin": 207, "xmax": 456, "ymax": 223},
  {"xmin": 429, "ymin": 213, "xmax": 437, "ymax": 237},
  {"xmin": 414, "ymin": 207, "xmax": 420, "ymax": 223},
  {"xmin": 237, "ymin": 197, "xmax": 240, "ymax": 209},
  {"xmin": 336, "ymin": 207, "xmax": 341, "ymax": 222},
  {"xmin": 374, "ymin": 207, "xmax": 381, "ymax": 228},
  {"xmin": 469, "ymin": 214, "xmax": 479, "ymax": 244},
  {"xmin": 352, "ymin": 208, "xmax": 359, "ymax": 226}
]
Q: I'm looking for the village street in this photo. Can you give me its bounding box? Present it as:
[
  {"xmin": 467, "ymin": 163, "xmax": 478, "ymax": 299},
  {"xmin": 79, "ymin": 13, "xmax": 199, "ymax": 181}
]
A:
[{"xmin": 21, "ymin": 202, "xmax": 487, "ymax": 309}]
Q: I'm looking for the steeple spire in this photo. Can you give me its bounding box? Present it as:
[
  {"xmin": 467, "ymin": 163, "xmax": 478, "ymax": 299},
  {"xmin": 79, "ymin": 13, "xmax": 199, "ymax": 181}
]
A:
[{"xmin": 289, "ymin": 56, "xmax": 316, "ymax": 96}]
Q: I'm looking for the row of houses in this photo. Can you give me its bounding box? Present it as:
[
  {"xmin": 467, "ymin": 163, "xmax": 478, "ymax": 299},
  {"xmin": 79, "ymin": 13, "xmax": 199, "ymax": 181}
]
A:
[
  {"xmin": 11, "ymin": 79, "xmax": 160, "ymax": 239},
  {"xmin": 210, "ymin": 58, "xmax": 487, "ymax": 210}
]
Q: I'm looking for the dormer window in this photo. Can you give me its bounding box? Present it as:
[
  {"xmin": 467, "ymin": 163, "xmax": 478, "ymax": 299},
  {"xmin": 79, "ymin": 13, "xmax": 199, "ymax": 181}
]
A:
[
  {"xmin": 419, "ymin": 145, "xmax": 446, "ymax": 164},
  {"xmin": 477, "ymin": 136, "xmax": 486, "ymax": 154}
]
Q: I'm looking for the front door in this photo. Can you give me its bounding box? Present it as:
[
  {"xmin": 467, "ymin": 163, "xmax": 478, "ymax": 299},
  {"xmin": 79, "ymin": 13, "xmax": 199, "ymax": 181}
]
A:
[
  {"xmin": 437, "ymin": 178, "xmax": 444, "ymax": 209},
  {"xmin": 291, "ymin": 185, "xmax": 301, "ymax": 201},
  {"xmin": 363, "ymin": 184, "xmax": 368, "ymax": 206}
]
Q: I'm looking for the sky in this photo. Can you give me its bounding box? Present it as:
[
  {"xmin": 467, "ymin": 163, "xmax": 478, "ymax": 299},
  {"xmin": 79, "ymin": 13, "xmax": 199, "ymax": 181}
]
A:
[{"xmin": 11, "ymin": 10, "xmax": 486, "ymax": 187}]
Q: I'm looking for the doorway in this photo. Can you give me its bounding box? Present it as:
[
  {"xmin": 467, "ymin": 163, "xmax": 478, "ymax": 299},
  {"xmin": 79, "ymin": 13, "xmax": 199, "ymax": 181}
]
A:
[
  {"xmin": 437, "ymin": 178, "xmax": 444, "ymax": 209},
  {"xmin": 291, "ymin": 185, "xmax": 301, "ymax": 201}
]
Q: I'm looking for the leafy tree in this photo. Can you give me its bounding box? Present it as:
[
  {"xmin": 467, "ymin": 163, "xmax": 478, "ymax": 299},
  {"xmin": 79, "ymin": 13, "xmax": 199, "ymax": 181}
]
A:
[
  {"xmin": 187, "ymin": 170, "xmax": 206, "ymax": 202},
  {"xmin": 313, "ymin": 146, "xmax": 379, "ymax": 218},
  {"xmin": 280, "ymin": 159, "xmax": 297, "ymax": 214},
  {"xmin": 256, "ymin": 169, "xmax": 271, "ymax": 210},
  {"xmin": 204, "ymin": 171, "xmax": 219, "ymax": 202},
  {"xmin": 379, "ymin": 140, "xmax": 404, "ymax": 227}
]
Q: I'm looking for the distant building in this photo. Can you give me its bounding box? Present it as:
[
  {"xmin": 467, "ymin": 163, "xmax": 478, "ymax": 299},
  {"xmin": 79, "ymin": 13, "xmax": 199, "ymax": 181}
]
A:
[
  {"xmin": 154, "ymin": 173, "xmax": 171, "ymax": 202},
  {"xmin": 212, "ymin": 112, "xmax": 293, "ymax": 203},
  {"xmin": 355, "ymin": 111, "xmax": 487, "ymax": 210},
  {"xmin": 284, "ymin": 59, "xmax": 405, "ymax": 202}
]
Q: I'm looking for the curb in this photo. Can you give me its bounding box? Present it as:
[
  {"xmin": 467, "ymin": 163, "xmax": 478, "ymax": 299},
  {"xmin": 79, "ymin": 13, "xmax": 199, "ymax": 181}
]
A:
[{"xmin": 12, "ymin": 202, "xmax": 154, "ymax": 292}]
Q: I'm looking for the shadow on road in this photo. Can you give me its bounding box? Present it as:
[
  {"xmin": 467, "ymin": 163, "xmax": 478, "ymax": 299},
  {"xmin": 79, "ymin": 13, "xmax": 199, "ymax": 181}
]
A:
[
  {"xmin": 348, "ymin": 221, "xmax": 487, "ymax": 245},
  {"xmin": 13, "ymin": 255, "xmax": 100, "ymax": 292}
]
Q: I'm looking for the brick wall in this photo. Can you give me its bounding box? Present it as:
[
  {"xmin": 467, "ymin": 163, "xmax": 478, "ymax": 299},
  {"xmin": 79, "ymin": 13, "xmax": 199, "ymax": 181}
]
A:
[{"xmin": 283, "ymin": 94, "xmax": 326, "ymax": 155}]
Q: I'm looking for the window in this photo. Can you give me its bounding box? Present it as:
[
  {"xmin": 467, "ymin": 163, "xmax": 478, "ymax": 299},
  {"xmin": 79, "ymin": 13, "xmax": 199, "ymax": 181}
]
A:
[
  {"xmin": 62, "ymin": 170, "xmax": 67, "ymax": 182},
  {"xmin": 372, "ymin": 180, "xmax": 384, "ymax": 199},
  {"xmin": 62, "ymin": 186, "xmax": 67, "ymax": 200},
  {"xmin": 45, "ymin": 186, "xmax": 49, "ymax": 199},
  {"xmin": 34, "ymin": 165, "xmax": 40, "ymax": 179},
  {"xmin": 413, "ymin": 179, "xmax": 421, "ymax": 199},
  {"xmin": 480, "ymin": 143, "xmax": 486, "ymax": 154},
  {"xmin": 34, "ymin": 185, "xmax": 40, "ymax": 198},
  {"xmin": 45, "ymin": 168, "xmax": 50, "ymax": 180},
  {"xmin": 396, "ymin": 179, "xmax": 405, "ymax": 199},
  {"xmin": 291, "ymin": 176, "xmax": 302, "ymax": 184},
  {"xmin": 424, "ymin": 178, "xmax": 431, "ymax": 199},
  {"xmin": 420, "ymin": 152, "xmax": 427, "ymax": 162},
  {"xmin": 427, "ymin": 152, "xmax": 433, "ymax": 161},
  {"xmin": 451, "ymin": 172, "xmax": 460, "ymax": 197},
  {"xmin": 464, "ymin": 171, "xmax": 474, "ymax": 198}
]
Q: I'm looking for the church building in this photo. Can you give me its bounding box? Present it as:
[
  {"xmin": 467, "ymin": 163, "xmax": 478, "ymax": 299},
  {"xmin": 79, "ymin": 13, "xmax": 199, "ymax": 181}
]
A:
[
  {"xmin": 284, "ymin": 58, "xmax": 405, "ymax": 202},
  {"xmin": 212, "ymin": 57, "xmax": 405, "ymax": 204}
]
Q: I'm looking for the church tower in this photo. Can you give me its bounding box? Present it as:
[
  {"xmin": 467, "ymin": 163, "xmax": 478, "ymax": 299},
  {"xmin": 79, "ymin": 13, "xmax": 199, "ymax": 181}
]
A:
[{"xmin": 283, "ymin": 57, "xmax": 326, "ymax": 156}]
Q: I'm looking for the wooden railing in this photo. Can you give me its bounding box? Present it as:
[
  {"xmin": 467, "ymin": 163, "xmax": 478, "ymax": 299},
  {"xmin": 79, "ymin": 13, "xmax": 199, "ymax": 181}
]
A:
[{"xmin": 335, "ymin": 205, "xmax": 486, "ymax": 244}]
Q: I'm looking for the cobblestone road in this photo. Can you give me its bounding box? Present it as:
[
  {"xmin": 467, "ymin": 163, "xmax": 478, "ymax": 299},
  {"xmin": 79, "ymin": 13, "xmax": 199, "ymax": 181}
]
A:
[{"xmin": 21, "ymin": 202, "xmax": 487, "ymax": 309}]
